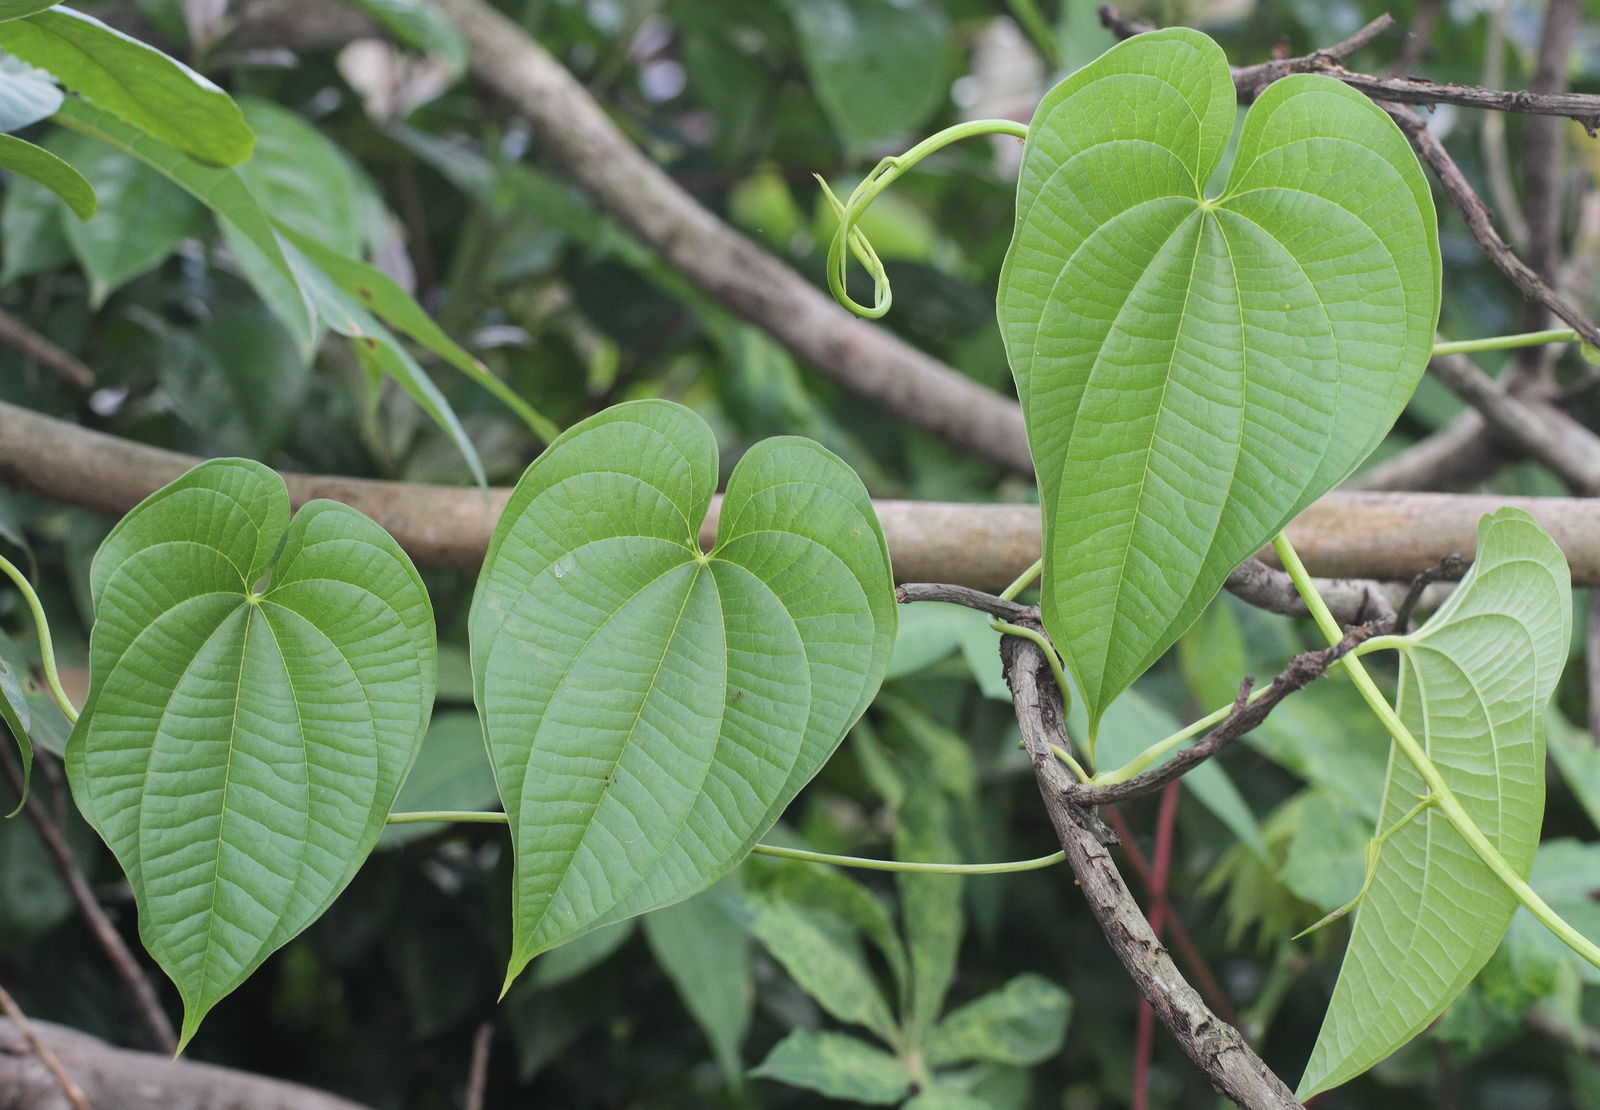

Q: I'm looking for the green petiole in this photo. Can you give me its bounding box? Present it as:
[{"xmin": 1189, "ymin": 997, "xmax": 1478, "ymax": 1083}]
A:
[
  {"xmin": 1430, "ymin": 328, "xmax": 1579, "ymax": 357},
  {"xmin": 382, "ymin": 810, "xmax": 1066, "ymax": 875},
  {"xmin": 0, "ymin": 552, "xmax": 79, "ymax": 724}
]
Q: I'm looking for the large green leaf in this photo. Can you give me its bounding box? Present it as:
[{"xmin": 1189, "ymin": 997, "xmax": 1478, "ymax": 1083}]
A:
[
  {"xmin": 0, "ymin": 8, "xmax": 252, "ymax": 165},
  {"xmin": 1298, "ymin": 508, "xmax": 1570, "ymax": 1097},
  {"xmin": 471, "ymin": 400, "xmax": 894, "ymax": 984},
  {"xmin": 237, "ymin": 98, "xmax": 372, "ymax": 259},
  {"xmin": 65, "ymin": 459, "xmax": 436, "ymax": 1048},
  {"xmin": 999, "ymin": 29, "xmax": 1440, "ymax": 734}
]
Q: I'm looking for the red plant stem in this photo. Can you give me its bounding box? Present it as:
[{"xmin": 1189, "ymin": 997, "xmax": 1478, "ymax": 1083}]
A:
[
  {"xmin": 1102, "ymin": 807, "xmax": 1239, "ymax": 1029},
  {"xmin": 1132, "ymin": 782, "xmax": 1183, "ymax": 1110}
]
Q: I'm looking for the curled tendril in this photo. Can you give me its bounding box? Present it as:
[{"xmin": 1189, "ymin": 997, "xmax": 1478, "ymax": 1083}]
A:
[{"xmin": 822, "ymin": 118, "xmax": 1030, "ymax": 320}]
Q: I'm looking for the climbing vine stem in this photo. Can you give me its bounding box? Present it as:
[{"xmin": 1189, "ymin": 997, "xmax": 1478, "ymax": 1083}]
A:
[
  {"xmin": 822, "ymin": 118, "xmax": 1030, "ymax": 319},
  {"xmin": 0, "ymin": 552, "xmax": 78, "ymax": 724},
  {"xmin": 1271, "ymin": 532, "xmax": 1600, "ymax": 970},
  {"xmin": 382, "ymin": 810, "xmax": 1066, "ymax": 875}
]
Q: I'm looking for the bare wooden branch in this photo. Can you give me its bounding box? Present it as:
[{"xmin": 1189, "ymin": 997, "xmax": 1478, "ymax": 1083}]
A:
[
  {"xmin": 7, "ymin": 401, "xmax": 1600, "ymax": 588},
  {"xmin": 0, "ymin": 986, "xmax": 89, "ymax": 1110},
  {"xmin": 1223, "ymin": 559, "xmax": 1398, "ymax": 627},
  {"xmin": 895, "ymin": 582, "xmax": 1036, "ymax": 623},
  {"xmin": 427, "ymin": 0, "xmax": 1032, "ymax": 474},
  {"xmin": 1053, "ymin": 623, "xmax": 1380, "ymax": 807},
  {"xmin": 0, "ymin": 1018, "xmax": 378, "ymax": 1110},
  {"xmin": 0, "ymin": 309, "xmax": 93, "ymax": 389},
  {"xmin": 1393, "ymin": 554, "xmax": 1467, "ymax": 635},
  {"xmin": 1426, "ymin": 353, "xmax": 1600, "ymax": 495},
  {"xmin": 1003, "ymin": 632, "xmax": 1303, "ymax": 1109}
]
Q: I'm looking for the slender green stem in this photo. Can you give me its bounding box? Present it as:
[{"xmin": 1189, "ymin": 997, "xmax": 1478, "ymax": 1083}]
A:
[
  {"xmin": 1005, "ymin": 0, "xmax": 1061, "ymax": 68},
  {"xmin": 1048, "ymin": 743, "xmax": 1090, "ymax": 783},
  {"xmin": 1272, "ymin": 533, "xmax": 1600, "ymax": 970},
  {"xmin": 991, "ymin": 617, "xmax": 1075, "ymax": 726},
  {"xmin": 1351, "ymin": 633, "xmax": 1409, "ymax": 658},
  {"xmin": 823, "ymin": 119, "xmax": 1030, "ymax": 319},
  {"xmin": 1431, "ymin": 328, "xmax": 1577, "ymax": 357},
  {"xmin": 382, "ymin": 811, "xmax": 1062, "ymax": 874},
  {"xmin": 0, "ymin": 553, "xmax": 78, "ymax": 724},
  {"xmin": 1293, "ymin": 792, "xmax": 1435, "ymax": 940},
  {"xmin": 999, "ymin": 557, "xmax": 1043, "ymax": 601},
  {"xmin": 385, "ymin": 810, "xmax": 508, "ymax": 825},
  {"xmin": 1092, "ymin": 685, "xmax": 1273, "ymax": 785},
  {"xmin": 749, "ymin": 842, "xmax": 1065, "ymax": 875}
]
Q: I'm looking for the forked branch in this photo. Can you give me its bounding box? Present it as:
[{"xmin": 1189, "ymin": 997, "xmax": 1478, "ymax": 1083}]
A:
[{"xmin": 1003, "ymin": 632, "xmax": 1302, "ymax": 1109}]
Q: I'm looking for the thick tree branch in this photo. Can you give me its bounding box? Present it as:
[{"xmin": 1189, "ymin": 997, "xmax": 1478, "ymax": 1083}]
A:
[
  {"xmin": 1003, "ymin": 633, "xmax": 1302, "ymax": 1109},
  {"xmin": 0, "ymin": 1018, "xmax": 376, "ymax": 1110},
  {"xmin": 426, "ymin": 0, "xmax": 1032, "ymax": 474},
  {"xmin": 7, "ymin": 401, "xmax": 1600, "ymax": 588}
]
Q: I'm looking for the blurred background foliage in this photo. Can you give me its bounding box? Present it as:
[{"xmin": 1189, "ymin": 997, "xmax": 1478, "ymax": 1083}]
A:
[{"xmin": 5, "ymin": 0, "xmax": 1600, "ymax": 1107}]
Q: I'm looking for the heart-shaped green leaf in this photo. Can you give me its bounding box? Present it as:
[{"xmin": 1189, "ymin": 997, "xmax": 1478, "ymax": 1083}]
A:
[
  {"xmin": 1298, "ymin": 508, "xmax": 1569, "ymax": 1097},
  {"xmin": 998, "ymin": 29, "xmax": 1440, "ymax": 734},
  {"xmin": 65, "ymin": 459, "xmax": 435, "ymax": 1048},
  {"xmin": 471, "ymin": 400, "xmax": 894, "ymax": 984}
]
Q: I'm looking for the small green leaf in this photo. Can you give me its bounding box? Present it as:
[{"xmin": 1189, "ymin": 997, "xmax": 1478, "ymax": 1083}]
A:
[
  {"xmin": 780, "ymin": 0, "xmax": 949, "ymax": 156},
  {"xmin": 1298, "ymin": 508, "xmax": 1570, "ymax": 1097},
  {"xmin": 472, "ymin": 400, "xmax": 895, "ymax": 983},
  {"xmin": 54, "ymin": 98, "xmax": 315, "ymax": 344},
  {"xmin": 0, "ymin": 129, "xmax": 69, "ymax": 282},
  {"xmin": 642, "ymin": 881, "xmax": 752, "ymax": 1085},
  {"xmin": 751, "ymin": 1028, "xmax": 910, "ymax": 1104},
  {"xmin": 0, "ymin": 8, "xmax": 252, "ymax": 165},
  {"xmin": 897, "ymin": 783, "xmax": 962, "ymax": 1045},
  {"xmin": 747, "ymin": 853, "xmax": 909, "ymax": 998},
  {"xmin": 279, "ymin": 226, "xmax": 560, "ymax": 443},
  {"xmin": 0, "ymin": 134, "xmax": 91, "ymax": 219},
  {"xmin": 924, "ymin": 973, "xmax": 1071, "ymax": 1068},
  {"xmin": 66, "ymin": 458, "xmax": 436, "ymax": 1048},
  {"xmin": 744, "ymin": 890, "xmax": 898, "ymax": 1045},
  {"xmin": 49, "ymin": 129, "xmax": 199, "ymax": 304},
  {"xmin": 288, "ymin": 243, "xmax": 486, "ymax": 490},
  {"xmin": 1000, "ymin": 29, "xmax": 1440, "ymax": 733}
]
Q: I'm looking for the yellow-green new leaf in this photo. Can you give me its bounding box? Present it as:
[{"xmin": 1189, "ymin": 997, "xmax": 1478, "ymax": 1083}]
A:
[
  {"xmin": 1298, "ymin": 509, "xmax": 1570, "ymax": 1096},
  {"xmin": 471, "ymin": 400, "xmax": 895, "ymax": 987},
  {"xmin": 998, "ymin": 29, "xmax": 1440, "ymax": 734},
  {"xmin": 65, "ymin": 460, "xmax": 436, "ymax": 1048}
]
